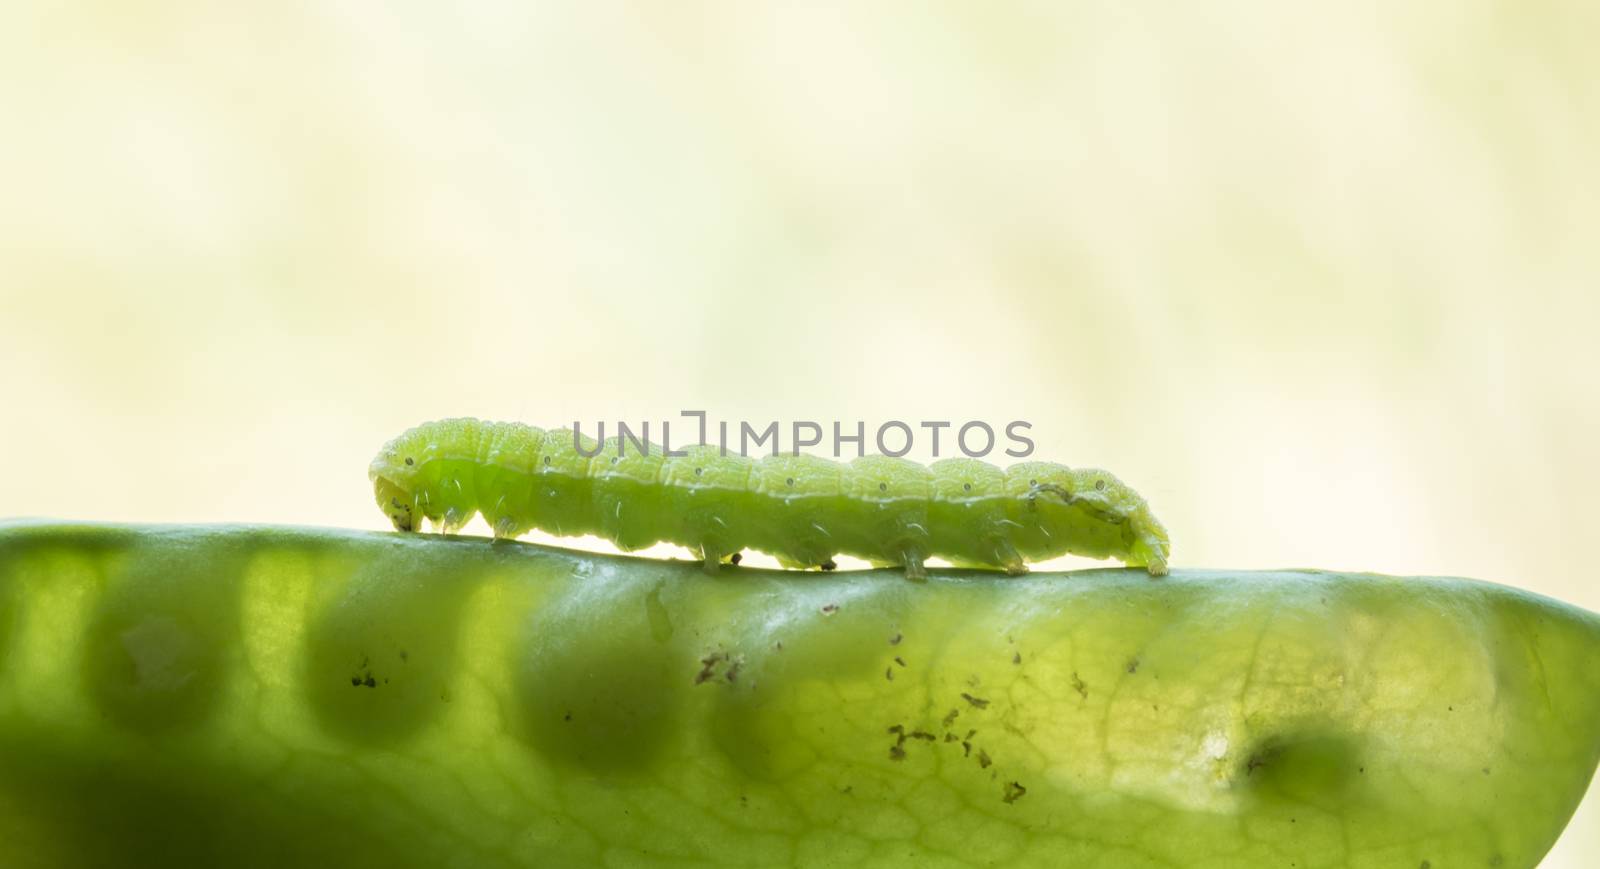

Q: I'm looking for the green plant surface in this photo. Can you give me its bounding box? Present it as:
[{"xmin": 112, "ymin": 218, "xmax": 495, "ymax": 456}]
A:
[{"xmin": 1, "ymin": 520, "xmax": 1597, "ymax": 868}]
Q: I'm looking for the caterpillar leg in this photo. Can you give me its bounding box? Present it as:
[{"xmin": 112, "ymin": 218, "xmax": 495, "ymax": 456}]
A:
[
  {"xmin": 728, "ymin": 552, "xmax": 743, "ymax": 566},
  {"xmin": 1131, "ymin": 530, "xmax": 1169, "ymax": 578},
  {"xmin": 1141, "ymin": 545, "xmax": 1169, "ymax": 578},
  {"xmin": 985, "ymin": 537, "xmax": 1028, "ymax": 576},
  {"xmin": 820, "ymin": 559, "xmax": 837, "ymax": 572},
  {"xmin": 901, "ymin": 552, "xmax": 928, "ymax": 582},
  {"xmin": 699, "ymin": 543, "xmax": 724, "ymax": 575},
  {"xmin": 441, "ymin": 507, "xmax": 471, "ymax": 535}
]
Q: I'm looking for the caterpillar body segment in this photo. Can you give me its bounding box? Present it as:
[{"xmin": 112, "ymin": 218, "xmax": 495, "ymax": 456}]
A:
[{"xmin": 369, "ymin": 418, "xmax": 1171, "ymax": 578}]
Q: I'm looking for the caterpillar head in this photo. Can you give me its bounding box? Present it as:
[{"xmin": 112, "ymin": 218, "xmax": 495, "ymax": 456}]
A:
[{"xmin": 369, "ymin": 452, "xmax": 423, "ymax": 532}]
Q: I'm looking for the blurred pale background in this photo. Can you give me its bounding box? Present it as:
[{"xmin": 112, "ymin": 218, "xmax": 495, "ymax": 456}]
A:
[{"xmin": 1, "ymin": 1, "xmax": 1596, "ymax": 862}]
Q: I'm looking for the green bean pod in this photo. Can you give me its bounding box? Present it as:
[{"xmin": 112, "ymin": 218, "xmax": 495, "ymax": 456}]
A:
[{"xmin": 1, "ymin": 520, "xmax": 1596, "ymax": 868}]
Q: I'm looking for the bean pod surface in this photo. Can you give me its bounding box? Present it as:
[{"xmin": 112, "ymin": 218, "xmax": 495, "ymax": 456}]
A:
[{"xmin": 1, "ymin": 520, "xmax": 1597, "ymax": 868}]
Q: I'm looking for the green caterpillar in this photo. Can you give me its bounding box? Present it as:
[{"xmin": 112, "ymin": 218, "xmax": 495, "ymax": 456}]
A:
[{"xmin": 368, "ymin": 418, "xmax": 1170, "ymax": 579}]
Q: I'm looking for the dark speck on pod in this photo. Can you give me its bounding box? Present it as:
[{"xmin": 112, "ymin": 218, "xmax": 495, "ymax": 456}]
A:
[
  {"xmin": 306, "ymin": 562, "xmax": 477, "ymax": 744},
  {"xmin": 404, "ymin": 457, "xmax": 414, "ymax": 466}
]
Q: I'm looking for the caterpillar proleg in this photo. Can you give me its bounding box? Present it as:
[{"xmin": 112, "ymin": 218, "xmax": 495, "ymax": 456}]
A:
[{"xmin": 369, "ymin": 418, "xmax": 1170, "ymax": 579}]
